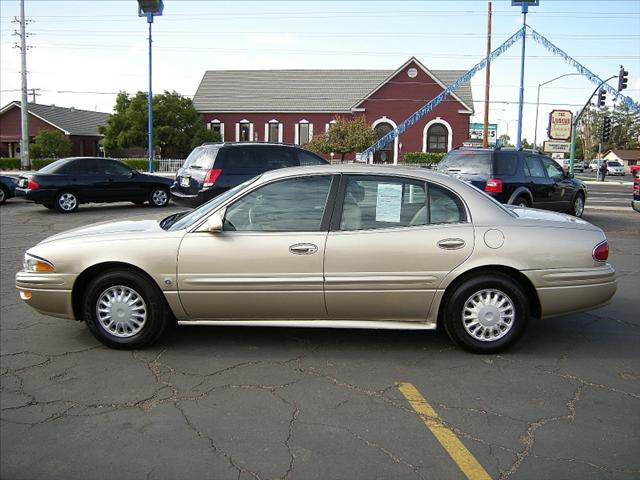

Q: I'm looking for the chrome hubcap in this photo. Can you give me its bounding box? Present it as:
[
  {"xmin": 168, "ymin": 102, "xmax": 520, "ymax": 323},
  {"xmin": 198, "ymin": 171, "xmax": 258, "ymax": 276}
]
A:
[
  {"xmin": 58, "ymin": 193, "xmax": 77, "ymax": 211},
  {"xmin": 462, "ymin": 289, "xmax": 515, "ymax": 342},
  {"xmin": 96, "ymin": 285, "xmax": 147, "ymax": 338},
  {"xmin": 574, "ymin": 196, "xmax": 584, "ymax": 216},
  {"xmin": 152, "ymin": 189, "xmax": 167, "ymax": 206}
]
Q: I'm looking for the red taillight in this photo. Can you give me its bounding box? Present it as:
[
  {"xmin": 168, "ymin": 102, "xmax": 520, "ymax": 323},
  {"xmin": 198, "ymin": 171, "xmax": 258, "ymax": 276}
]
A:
[
  {"xmin": 634, "ymin": 175, "xmax": 639, "ymax": 195},
  {"xmin": 203, "ymin": 168, "xmax": 222, "ymax": 187},
  {"xmin": 593, "ymin": 241, "xmax": 609, "ymax": 262},
  {"xmin": 484, "ymin": 178, "xmax": 503, "ymax": 193},
  {"xmin": 27, "ymin": 179, "xmax": 39, "ymax": 190}
]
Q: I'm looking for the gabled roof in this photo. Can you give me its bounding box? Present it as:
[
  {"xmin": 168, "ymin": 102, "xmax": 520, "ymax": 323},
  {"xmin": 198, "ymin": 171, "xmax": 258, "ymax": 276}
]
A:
[
  {"xmin": 604, "ymin": 149, "xmax": 640, "ymax": 161},
  {"xmin": 0, "ymin": 101, "xmax": 110, "ymax": 136},
  {"xmin": 193, "ymin": 59, "xmax": 474, "ymax": 114}
]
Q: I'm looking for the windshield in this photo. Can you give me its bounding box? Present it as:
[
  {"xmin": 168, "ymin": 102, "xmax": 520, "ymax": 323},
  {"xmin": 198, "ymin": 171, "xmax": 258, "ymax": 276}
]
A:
[
  {"xmin": 38, "ymin": 158, "xmax": 72, "ymax": 173},
  {"xmin": 437, "ymin": 150, "xmax": 492, "ymax": 175},
  {"xmin": 166, "ymin": 176, "xmax": 260, "ymax": 231},
  {"xmin": 182, "ymin": 146, "xmax": 218, "ymax": 169},
  {"xmin": 607, "ymin": 161, "xmax": 622, "ymax": 167}
]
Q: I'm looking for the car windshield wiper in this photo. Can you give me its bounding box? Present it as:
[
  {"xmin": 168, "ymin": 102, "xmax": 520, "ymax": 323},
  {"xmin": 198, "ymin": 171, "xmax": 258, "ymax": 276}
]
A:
[{"xmin": 160, "ymin": 211, "xmax": 190, "ymax": 230}]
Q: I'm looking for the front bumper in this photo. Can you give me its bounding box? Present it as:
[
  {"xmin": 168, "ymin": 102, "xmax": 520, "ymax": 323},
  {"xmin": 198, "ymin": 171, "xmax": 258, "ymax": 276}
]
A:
[{"xmin": 15, "ymin": 271, "xmax": 77, "ymax": 320}]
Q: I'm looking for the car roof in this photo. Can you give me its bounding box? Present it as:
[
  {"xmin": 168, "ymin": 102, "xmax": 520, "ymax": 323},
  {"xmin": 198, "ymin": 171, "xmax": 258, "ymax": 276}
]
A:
[{"xmin": 200, "ymin": 142, "xmax": 307, "ymax": 150}]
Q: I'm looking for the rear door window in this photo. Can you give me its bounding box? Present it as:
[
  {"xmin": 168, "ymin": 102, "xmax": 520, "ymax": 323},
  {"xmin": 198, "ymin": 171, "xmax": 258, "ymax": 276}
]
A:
[
  {"xmin": 253, "ymin": 146, "xmax": 299, "ymax": 170},
  {"xmin": 524, "ymin": 155, "xmax": 545, "ymax": 178},
  {"xmin": 218, "ymin": 147, "xmax": 262, "ymax": 170}
]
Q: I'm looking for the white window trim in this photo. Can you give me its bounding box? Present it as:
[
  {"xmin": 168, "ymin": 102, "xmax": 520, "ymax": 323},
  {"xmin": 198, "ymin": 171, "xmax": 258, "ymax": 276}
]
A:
[
  {"xmin": 265, "ymin": 119, "xmax": 283, "ymax": 143},
  {"xmin": 236, "ymin": 119, "xmax": 253, "ymax": 142},
  {"xmin": 422, "ymin": 117, "xmax": 453, "ymax": 153},
  {"xmin": 325, "ymin": 119, "xmax": 337, "ymax": 132},
  {"xmin": 295, "ymin": 120, "xmax": 313, "ymax": 145},
  {"xmin": 209, "ymin": 119, "xmax": 224, "ymax": 141},
  {"xmin": 371, "ymin": 116, "xmax": 398, "ymax": 165}
]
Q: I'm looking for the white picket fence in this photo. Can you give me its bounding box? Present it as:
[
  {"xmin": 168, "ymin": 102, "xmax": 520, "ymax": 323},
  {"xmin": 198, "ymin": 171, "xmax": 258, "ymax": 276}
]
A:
[{"xmin": 157, "ymin": 158, "xmax": 185, "ymax": 172}]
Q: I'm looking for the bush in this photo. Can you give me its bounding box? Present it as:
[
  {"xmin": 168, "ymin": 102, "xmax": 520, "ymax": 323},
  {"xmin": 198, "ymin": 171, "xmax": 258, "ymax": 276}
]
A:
[
  {"xmin": 30, "ymin": 129, "xmax": 72, "ymax": 159},
  {"xmin": 33, "ymin": 159, "xmax": 57, "ymax": 170},
  {"xmin": 0, "ymin": 158, "xmax": 20, "ymax": 170},
  {"xmin": 402, "ymin": 152, "xmax": 445, "ymax": 164},
  {"xmin": 120, "ymin": 159, "xmax": 160, "ymax": 172}
]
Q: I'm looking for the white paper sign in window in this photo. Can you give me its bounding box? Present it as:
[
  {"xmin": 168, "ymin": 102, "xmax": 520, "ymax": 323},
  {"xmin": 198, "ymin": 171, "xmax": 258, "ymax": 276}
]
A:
[{"xmin": 375, "ymin": 183, "xmax": 402, "ymax": 222}]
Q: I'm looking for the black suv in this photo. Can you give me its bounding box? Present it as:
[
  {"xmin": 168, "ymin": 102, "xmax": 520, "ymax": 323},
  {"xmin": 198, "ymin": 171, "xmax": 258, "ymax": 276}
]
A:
[
  {"xmin": 437, "ymin": 147, "xmax": 587, "ymax": 217},
  {"xmin": 171, "ymin": 142, "xmax": 328, "ymax": 206}
]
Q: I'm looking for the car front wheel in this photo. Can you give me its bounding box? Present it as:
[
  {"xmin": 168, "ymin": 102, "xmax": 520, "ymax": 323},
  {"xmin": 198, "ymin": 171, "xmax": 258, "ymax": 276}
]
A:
[
  {"xmin": 82, "ymin": 269, "xmax": 171, "ymax": 349},
  {"xmin": 442, "ymin": 274, "xmax": 530, "ymax": 353},
  {"xmin": 149, "ymin": 187, "xmax": 169, "ymax": 207}
]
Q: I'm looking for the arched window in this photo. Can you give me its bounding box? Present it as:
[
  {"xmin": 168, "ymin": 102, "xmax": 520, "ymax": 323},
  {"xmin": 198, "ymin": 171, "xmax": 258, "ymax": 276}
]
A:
[
  {"xmin": 373, "ymin": 122, "xmax": 394, "ymax": 164},
  {"xmin": 427, "ymin": 124, "xmax": 448, "ymax": 153}
]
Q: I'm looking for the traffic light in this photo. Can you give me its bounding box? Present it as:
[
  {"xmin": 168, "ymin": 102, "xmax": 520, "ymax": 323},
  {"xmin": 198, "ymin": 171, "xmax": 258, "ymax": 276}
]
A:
[
  {"xmin": 602, "ymin": 116, "xmax": 612, "ymax": 143},
  {"xmin": 596, "ymin": 89, "xmax": 607, "ymax": 108},
  {"xmin": 618, "ymin": 65, "xmax": 629, "ymax": 92}
]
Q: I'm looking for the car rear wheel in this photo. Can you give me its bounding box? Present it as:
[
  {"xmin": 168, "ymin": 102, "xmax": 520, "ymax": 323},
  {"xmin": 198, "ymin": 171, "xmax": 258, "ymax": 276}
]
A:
[
  {"xmin": 149, "ymin": 187, "xmax": 169, "ymax": 207},
  {"xmin": 55, "ymin": 191, "xmax": 79, "ymax": 213},
  {"xmin": 443, "ymin": 274, "xmax": 530, "ymax": 353},
  {"xmin": 513, "ymin": 196, "xmax": 530, "ymax": 208},
  {"xmin": 569, "ymin": 192, "xmax": 585, "ymax": 217},
  {"xmin": 83, "ymin": 269, "xmax": 171, "ymax": 349},
  {"xmin": 0, "ymin": 185, "xmax": 7, "ymax": 204}
]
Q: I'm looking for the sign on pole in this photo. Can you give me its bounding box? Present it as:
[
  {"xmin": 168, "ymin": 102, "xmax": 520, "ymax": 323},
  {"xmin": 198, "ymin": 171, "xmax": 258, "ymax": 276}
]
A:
[
  {"xmin": 469, "ymin": 123, "xmax": 498, "ymax": 146},
  {"xmin": 548, "ymin": 110, "xmax": 573, "ymax": 141},
  {"xmin": 543, "ymin": 140, "xmax": 571, "ymax": 153}
]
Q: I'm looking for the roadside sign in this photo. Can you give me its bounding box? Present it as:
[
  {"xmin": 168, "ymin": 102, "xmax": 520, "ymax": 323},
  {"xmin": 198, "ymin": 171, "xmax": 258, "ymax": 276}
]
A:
[
  {"xmin": 548, "ymin": 110, "xmax": 573, "ymax": 141},
  {"xmin": 469, "ymin": 123, "xmax": 497, "ymax": 146},
  {"xmin": 543, "ymin": 140, "xmax": 571, "ymax": 153}
]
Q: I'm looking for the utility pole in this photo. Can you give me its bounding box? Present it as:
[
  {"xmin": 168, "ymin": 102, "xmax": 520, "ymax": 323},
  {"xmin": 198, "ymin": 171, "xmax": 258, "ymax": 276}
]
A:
[
  {"xmin": 14, "ymin": 0, "xmax": 30, "ymax": 170},
  {"xmin": 29, "ymin": 88, "xmax": 40, "ymax": 103},
  {"xmin": 482, "ymin": 0, "xmax": 492, "ymax": 148}
]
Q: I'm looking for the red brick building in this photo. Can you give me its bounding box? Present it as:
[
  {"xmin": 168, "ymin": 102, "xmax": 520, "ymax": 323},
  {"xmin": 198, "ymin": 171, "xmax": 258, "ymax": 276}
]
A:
[
  {"xmin": 0, "ymin": 102, "xmax": 109, "ymax": 158},
  {"xmin": 193, "ymin": 57, "xmax": 473, "ymax": 163}
]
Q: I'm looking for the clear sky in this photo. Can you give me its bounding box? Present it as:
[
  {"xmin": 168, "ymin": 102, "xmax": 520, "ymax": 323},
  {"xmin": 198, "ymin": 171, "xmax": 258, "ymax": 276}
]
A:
[{"xmin": 1, "ymin": 0, "xmax": 639, "ymax": 144}]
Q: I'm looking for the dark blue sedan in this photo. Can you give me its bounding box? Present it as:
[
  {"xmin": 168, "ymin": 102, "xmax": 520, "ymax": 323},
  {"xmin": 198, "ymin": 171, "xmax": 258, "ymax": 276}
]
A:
[
  {"xmin": 0, "ymin": 175, "xmax": 18, "ymax": 205},
  {"xmin": 16, "ymin": 157, "xmax": 174, "ymax": 213}
]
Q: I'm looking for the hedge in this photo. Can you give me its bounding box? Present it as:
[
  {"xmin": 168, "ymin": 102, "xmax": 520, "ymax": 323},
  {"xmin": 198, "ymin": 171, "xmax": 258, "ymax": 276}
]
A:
[
  {"xmin": 0, "ymin": 157, "xmax": 159, "ymax": 172},
  {"xmin": 0, "ymin": 158, "xmax": 20, "ymax": 170},
  {"xmin": 402, "ymin": 152, "xmax": 445, "ymax": 164}
]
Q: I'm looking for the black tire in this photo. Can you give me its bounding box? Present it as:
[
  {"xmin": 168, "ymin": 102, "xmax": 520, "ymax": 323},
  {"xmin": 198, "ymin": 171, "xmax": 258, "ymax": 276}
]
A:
[
  {"xmin": 0, "ymin": 185, "xmax": 8, "ymax": 204},
  {"xmin": 55, "ymin": 190, "xmax": 79, "ymax": 213},
  {"xmin": 442, "ymin": 274, "xmax": 530, "ymax": 353},
  {"xmin": 82, "ymin": 269, "xmax": 171, "ymax": 349},
  {"xmin": 149, "ymin": 186, "xmax": 169, "ymax": 208},
  {"xmin": 513, "ymin": 196, "xmax": 530, "ymax": 208},
  {"xmin": 568, "ymin": 192, "xmax": 585, "ymax": 217}
]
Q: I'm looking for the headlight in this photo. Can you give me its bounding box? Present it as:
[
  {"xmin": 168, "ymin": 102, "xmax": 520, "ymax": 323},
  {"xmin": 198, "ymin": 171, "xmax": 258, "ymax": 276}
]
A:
[{"xmin": 23, "ymin": 253, "xmax": 56, "ymax": 273}]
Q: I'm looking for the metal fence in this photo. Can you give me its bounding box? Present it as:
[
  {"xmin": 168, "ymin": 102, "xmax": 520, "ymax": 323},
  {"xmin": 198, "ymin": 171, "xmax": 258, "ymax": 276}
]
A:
[{"xmin": 157, "ymin": 158, "xmax": 185, "ymax": 173}]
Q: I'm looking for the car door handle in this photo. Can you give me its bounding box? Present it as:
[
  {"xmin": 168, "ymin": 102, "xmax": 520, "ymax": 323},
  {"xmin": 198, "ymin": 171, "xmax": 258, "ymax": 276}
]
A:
[
  {"xmin": 437, "ymin": 238, "xmax": 466, "ymax": 250},
  {"xmin": 289, "ymin": 243, "xmax": 318, "ymax": 255}
]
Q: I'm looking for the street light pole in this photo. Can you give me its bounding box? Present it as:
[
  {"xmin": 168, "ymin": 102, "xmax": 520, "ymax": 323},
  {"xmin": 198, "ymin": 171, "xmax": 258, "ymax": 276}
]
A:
[
  {"xmin": 138, "ymin": 0, "xmax": 163, "ymax": 173},
  {"xmin": 533, "ymin": 73, "xmax": 581, "ymax": 148}
]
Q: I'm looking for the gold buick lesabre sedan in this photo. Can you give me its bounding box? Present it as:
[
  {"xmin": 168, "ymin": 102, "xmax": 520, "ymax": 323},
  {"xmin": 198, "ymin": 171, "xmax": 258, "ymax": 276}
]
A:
[{"xmin": 16, "ymin": 165, "xmax": 616, "ymax": 353}]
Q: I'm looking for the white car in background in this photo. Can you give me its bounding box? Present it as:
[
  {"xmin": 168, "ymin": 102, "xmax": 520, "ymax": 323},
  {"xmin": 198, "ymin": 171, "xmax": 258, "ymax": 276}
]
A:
[{"xmin": 606, "ymin": 161, "xmax": 626, "ymax": 176}]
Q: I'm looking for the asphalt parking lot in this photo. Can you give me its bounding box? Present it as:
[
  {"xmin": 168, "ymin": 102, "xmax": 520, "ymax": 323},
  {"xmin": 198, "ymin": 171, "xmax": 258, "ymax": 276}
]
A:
[{"xmin": 1, "ymin": 193, "xmax": 639, "ymax": 480}]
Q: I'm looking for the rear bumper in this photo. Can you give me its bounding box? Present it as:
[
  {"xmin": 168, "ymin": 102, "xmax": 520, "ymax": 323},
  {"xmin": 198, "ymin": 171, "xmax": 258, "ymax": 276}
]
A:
[
  {"xmin": 15, "ymin": 187, "xmax": 56, "ymax": 203},
  {"xmin": 524, "ymin": 264, "xmax": 617, "ymax": 318},
  {"xmin": 170, "ymin": 186, "xmax": 224, "ymax": 207}
]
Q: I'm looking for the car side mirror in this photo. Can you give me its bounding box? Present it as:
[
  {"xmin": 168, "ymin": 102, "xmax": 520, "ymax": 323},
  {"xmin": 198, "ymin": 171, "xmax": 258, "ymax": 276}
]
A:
[{"xmin": 204, "ymin": 211, "xmax": 224, "ymax": 233}]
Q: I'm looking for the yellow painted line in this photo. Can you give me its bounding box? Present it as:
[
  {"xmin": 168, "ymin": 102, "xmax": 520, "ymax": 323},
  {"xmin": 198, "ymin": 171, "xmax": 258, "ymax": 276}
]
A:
[{"xmin": 398, "ymin": 382, "xmax": 492, "ymax": 480}]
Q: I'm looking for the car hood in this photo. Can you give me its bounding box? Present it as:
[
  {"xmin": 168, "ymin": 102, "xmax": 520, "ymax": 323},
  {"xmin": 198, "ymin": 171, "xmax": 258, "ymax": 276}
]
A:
[
  {"xmin": 39, "ymin": 216, "xmax": 169, "ymax": 244},
  {"xmin": 509, "ymin": 206, "xmax": 598, "ymax": 230}
]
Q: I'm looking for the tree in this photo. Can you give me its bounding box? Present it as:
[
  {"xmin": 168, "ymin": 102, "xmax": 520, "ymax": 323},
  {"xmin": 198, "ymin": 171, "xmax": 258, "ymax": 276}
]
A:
[
  {"xmin": 99, "ymin": 91, "xmax": 219, "ymax": 158},
  {"xmin": 29, "ymin": 129, "xmax": 72, "ymax": 159},
  {"xmin": 579, "ymin": 103, "xmax": 640, "ymax": 157},
  {"xmin": 498, "ymin": 134, "xmax": 511, "ymax": 146},
  {"xmin": 305, "ymin": 116, "xmax": 377, "ymax": 161}
]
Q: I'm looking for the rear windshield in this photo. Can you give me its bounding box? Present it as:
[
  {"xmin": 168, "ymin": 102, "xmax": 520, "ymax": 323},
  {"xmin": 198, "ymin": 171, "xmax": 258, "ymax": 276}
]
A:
[
  {"xmin": 438, "ymin": 151, "xmax": 491, "ymax": 176},
  {"xmin": 38, "ymin": 158, "xmax": 73, "ymax": 173},
  {"xmin": 183, "ymin": 146, "xmax": 218, "ymax": 169}
]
